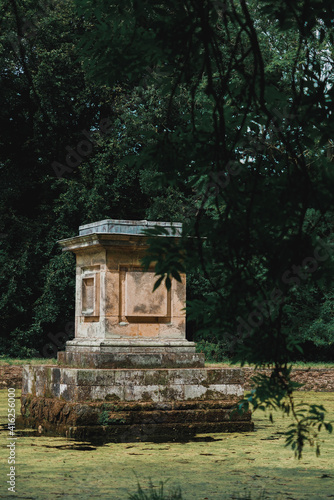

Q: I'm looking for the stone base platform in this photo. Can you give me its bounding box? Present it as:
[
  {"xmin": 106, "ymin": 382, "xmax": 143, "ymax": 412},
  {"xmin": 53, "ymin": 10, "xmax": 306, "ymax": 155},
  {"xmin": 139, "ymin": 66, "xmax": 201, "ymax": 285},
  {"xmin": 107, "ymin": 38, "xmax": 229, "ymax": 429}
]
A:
[
  {"xmin": 58, "ymin": 339, "xmax": 205, "ymax": 369},
  {"xmin": 19, "ymin": 397, "xmax": 253, "ymax": 444},
  {"xmin": 20, "ymin": 366, "xmax": 253, "ymax": 443}
]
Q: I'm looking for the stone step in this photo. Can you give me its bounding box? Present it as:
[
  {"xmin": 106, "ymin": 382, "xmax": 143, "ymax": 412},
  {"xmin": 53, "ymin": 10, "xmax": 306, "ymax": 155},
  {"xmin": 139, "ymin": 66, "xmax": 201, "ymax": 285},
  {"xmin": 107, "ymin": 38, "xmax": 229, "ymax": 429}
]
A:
[
  {"xmin": 21, "ymin": 395, "xmax": 250, "ymax": 427},
  {"xmin": 67, "ymin": 421, "xmax": 254, "ymax": 443},
  {"xmin": 58, "ymin": 351, "xmax": 205, "ymax": 369},
  {"xmin": 100, "ymin": 408, "xmax": 252, "ymax": 426},
  {"xmin": 23, "ymin": 365, "xmax": 245, "ymax": 402}
]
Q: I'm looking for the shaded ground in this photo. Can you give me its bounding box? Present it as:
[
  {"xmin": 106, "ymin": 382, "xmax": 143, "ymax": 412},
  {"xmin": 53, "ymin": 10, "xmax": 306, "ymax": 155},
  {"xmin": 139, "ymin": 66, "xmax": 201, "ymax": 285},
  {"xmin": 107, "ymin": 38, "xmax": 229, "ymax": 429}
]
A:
[{"xmin": 0, "ymin": 389, "xmax": 333, "ymax": 499}]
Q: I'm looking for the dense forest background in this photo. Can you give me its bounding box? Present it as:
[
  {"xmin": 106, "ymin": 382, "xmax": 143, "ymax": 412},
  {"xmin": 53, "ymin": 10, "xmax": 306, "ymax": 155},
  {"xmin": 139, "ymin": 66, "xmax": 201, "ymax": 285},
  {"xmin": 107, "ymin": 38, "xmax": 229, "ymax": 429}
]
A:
[
  {"xmin": 0, "ymin": 0, "xmax": 199, "ymax": 357},
  {"xmin": 1, "ymin": 0, "xmax": 334, "ymax": 364}
]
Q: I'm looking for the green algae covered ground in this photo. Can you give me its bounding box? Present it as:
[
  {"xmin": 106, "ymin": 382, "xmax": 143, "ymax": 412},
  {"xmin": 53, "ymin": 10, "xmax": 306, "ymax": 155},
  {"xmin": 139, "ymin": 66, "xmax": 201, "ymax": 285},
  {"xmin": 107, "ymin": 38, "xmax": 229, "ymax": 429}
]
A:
[{"xmin": 0, "ymin": 390, "xmax": 333, "ymax": 499}]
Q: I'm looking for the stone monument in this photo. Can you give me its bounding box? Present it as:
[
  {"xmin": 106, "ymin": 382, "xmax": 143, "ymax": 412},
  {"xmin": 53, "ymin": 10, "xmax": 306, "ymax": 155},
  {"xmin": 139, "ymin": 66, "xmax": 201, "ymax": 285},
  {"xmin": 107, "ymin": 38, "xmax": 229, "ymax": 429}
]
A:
[{"xmin": 20, "ymin": 219, "xmax": 253, "ymax": 442}]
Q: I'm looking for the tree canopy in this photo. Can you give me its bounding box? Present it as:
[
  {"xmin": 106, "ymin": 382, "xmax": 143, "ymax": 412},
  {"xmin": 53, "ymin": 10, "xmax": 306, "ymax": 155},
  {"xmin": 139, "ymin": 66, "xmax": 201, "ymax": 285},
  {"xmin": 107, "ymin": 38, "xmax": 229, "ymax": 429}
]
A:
[{"xmin": 73, "ymin": 0, "xmax": 334, "ymax": 456}]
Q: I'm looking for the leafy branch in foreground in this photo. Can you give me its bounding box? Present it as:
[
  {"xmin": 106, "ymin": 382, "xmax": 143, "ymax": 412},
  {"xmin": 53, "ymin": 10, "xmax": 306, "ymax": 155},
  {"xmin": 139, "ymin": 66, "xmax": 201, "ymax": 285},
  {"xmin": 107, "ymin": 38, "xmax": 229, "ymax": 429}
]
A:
[
  {"xmin": 238, "ymin": 367, "xmax": 333, "ymax": 458},
  {"xmin": 141, "ymin": 227, "xmax": 186, "ymax": 291},
  {"xmin": 74, "ymin": 0, "xmax": 334, "ymax": 456}
]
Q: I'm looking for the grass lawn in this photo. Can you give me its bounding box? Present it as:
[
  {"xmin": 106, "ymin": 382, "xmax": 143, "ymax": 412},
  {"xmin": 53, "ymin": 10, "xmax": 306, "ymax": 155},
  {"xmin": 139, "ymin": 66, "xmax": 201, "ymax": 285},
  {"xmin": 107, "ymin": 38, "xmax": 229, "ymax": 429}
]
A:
[
  {"xmin": 0, "ymin": 357, "xmax": 57, "ymax": 366},
  {"xmin": 0, "ymin": 389, "xmax": 333, "ymax": 499}
]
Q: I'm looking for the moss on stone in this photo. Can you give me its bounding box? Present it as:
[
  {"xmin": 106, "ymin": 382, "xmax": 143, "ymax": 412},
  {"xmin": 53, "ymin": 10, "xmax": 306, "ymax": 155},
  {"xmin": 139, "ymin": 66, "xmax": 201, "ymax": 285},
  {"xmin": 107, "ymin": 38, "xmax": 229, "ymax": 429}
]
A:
[
  {"xmin": 104, "ymin": 394, "xmax": 121, "ymax": 402},
  {"xmin": 98, "ymin": 411, "xmax": 110, "ymax": 426}
]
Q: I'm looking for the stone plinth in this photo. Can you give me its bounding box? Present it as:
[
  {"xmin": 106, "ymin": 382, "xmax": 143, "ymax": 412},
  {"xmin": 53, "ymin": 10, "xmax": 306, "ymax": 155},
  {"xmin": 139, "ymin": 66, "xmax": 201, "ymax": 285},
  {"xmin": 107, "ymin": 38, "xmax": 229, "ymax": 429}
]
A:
[
  {"xmin": 20, "ymin": 219, "xmax": 252, "ymax": 442},
  {"xmin": 22, "ymin": 366, "xmax": 245, "ymax": 402},
  {"xmin": 20, "ymin": 365, "xmax": 253, "ymax": 443},
  {"xmin": 58, "ymin": 339, "xmax": 203, "ymax": 368}
]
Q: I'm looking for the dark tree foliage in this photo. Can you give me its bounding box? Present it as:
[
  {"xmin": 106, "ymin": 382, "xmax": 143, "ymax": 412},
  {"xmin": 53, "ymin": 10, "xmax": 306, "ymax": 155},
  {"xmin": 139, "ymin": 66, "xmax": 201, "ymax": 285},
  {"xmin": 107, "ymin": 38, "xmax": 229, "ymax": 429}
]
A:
[
  {"xmin": 0, "ymin": 0, "xmax": 189, "ymax": 356},
  {"xmin": 74, "ymin": 0, "xmax": 334, "ymax": 456}
]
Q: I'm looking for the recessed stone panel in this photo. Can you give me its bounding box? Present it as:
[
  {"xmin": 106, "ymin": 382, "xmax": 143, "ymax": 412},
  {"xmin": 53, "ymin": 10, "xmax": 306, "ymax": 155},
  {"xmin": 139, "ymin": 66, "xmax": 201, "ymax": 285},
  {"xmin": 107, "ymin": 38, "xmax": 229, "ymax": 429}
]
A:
[
  {"xmin": 82, "ymin": 277, "xmax": 94, "ymax": 314},
  {"xmin": 125, "ymin": 270, "xmax": 168, "ymax": 317}
]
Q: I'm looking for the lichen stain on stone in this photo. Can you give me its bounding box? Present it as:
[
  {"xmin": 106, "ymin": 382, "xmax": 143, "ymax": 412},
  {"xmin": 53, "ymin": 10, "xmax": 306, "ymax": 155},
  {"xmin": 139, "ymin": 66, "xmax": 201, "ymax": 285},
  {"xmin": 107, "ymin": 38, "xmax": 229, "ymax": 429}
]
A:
[
  {"xmin": 159, "ymin": 387, "xmax": 180, "ymax": 401},
  {"xmin": 105, "ymin": 393, "xmax": 121, "ymax": 402},
  {"xmin": 144, "ymin": 373, "xmax": 169, "ymax": 386},
  {"xmin": 133, "ymin": 303, "xmax": 148, "ymax": 314},
  {"xmin": 140, "ymin": 391, "xmax": 154, "ymax": 402}
]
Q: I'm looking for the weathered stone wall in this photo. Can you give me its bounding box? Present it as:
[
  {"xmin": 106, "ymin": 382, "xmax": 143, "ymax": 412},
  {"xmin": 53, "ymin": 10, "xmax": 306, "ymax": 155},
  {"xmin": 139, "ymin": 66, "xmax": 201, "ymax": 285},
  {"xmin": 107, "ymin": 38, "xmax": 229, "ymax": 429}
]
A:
[
  {"xmin": 3, "ymin": 365, "xmax": 334, "ymax": 390},
  {"xmin": 19, "ymin": 365, "xmax": 252, "ymax": 442},
  {"xmin": 19, "ymin": 395, "xmax": 253, "ymax": 443},
  {"xmin": 21, "ymin": 366, "xmax": 245, "ymax": 402}
]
